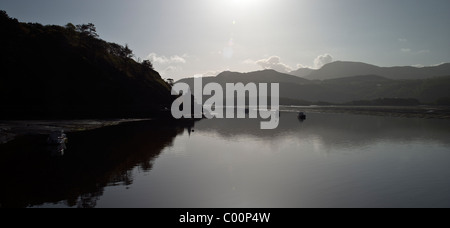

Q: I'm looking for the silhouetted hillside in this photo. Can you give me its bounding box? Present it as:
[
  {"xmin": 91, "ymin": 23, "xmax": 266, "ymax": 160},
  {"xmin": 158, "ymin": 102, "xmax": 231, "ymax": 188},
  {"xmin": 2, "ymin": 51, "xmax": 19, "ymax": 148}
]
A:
[
  {"xmin": 0, "ymin": 11, "xmax": 173, "ymax": 119},
  {"xmin": 179, "ymin": 70, "xmax": 450, "ymax": 104}
]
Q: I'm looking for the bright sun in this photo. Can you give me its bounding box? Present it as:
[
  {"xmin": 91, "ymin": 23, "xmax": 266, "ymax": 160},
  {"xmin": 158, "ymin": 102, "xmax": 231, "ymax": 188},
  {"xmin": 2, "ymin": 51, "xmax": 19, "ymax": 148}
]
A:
[{"xmin": 230, "ymin": 0, "xmax": 260, "ymax": 9}]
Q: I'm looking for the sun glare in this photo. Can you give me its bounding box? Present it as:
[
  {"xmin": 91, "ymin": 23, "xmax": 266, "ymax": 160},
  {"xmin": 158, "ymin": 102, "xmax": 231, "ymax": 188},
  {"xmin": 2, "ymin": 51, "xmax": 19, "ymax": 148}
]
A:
[{"xmin": 230, "ymin": 0, "xmax": 261, "ymax": 9}]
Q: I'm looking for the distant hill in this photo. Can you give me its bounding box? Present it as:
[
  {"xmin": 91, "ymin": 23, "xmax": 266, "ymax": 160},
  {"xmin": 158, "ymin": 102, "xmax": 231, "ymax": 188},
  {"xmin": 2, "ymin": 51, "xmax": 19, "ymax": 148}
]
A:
[
  {"xmin": 179, "ymin": 69, "xmax": 450, "ymax": 104},
  {"xmin": 289, "ymin": 68, "xmax": 314, "ymax": 78},
  {"xmin": 297, "ymin": 61, "xmax": 450, "ymax": 80},
  {"xmin": 0, "ymin": 11, "xmax": 173, "ymax": 119},
  {"xmin": 201, "ymin": 69, "xmax": 310, "ymax": 85}
]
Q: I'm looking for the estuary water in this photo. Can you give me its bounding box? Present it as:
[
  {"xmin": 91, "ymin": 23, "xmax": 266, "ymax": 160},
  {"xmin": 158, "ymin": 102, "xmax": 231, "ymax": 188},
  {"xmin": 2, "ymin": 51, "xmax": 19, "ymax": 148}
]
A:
[{"xmin": 1, "ymin": 112, "xmax": 450, "ymax": 208}]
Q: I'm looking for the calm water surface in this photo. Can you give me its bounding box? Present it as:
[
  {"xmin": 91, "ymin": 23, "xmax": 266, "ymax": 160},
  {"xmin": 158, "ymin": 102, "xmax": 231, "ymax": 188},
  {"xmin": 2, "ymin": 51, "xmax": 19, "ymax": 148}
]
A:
[{"xmin": 1, "ymin": 112, "xmax": 450, "ymax": 208}]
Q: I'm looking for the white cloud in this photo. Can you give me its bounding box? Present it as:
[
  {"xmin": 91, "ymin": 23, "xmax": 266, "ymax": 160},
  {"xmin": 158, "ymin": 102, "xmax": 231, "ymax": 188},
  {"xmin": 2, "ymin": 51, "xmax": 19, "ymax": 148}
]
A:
[
  {"xmin": 296, "ymin": 63, "xmax": 306, "ymax": 69},
  {"xmin": 170, "ymin": 55, "xmax": 187, "ymax": 64},
  {"xmin": 146, "ymin": 53, "xmax": 187, "ymax": 64},
  {"xmin": 145, "ymin": 53, "xmax": 188, "ymax": 78},
  {"xmin": 191, "ymin": 70, "xmax": 228, "ymax": 79},
  {"xmin": 164, "ymin": 66, "xmax": 178, "ymax": 73},
  {"xmin": 401, "ymin": 48, "xmax": 411, "ymax": 52},
  {"xmin": 245, "ymin": 54, "xmax": 334, "ymax": 73},
  {"xmin": 400, "ymin": 49, "xmax": 430, "ymax": 54},
  {"xmin": 194, "ymin": 70, "xmax": 223, "ymax": 78},
  {"xmin": 417, "ymin": 49, "xmax": 430, "ymax": 54},
  {"xmin": 431, "ymin": 62, "xmax": 447, "ymax": 67},
  {"xmin": 398, "ymin": 38, "xmax": 408, "ymax": 42},
  {"xmin": 242, "ymin": 59, "xmax": 256, "ymax": 65},
  {"xmin": 254, "ymin": 56, "xmax": 293, "ymax": 73},
  {"xmin": 412, "ymin": 62, "xmax": 445, "ymax": 68},
  {"xmin": 313, "ymin": 54, "xmax": 333, "ymax": 69}
]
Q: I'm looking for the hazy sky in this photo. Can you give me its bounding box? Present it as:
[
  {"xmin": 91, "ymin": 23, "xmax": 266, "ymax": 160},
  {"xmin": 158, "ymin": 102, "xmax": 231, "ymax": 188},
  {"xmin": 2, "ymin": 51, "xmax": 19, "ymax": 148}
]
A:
[{"xmin": 1, "ymin": 0, "xmax": 450, "ymax": 80}]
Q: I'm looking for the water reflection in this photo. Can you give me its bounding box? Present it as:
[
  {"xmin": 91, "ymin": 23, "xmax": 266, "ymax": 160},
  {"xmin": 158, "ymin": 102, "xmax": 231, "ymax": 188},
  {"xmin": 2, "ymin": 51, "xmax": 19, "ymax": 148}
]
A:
[
  {"xmin": 1, "ymin": 113, "xmax": 450, "ymax": 208},
  {"xmin": 195, "ymin": 112, "xmax": 450, "ymax": 149},
  {"xmin": 0, "ymin": 120, "xmax": 194, "ymax": 208}
]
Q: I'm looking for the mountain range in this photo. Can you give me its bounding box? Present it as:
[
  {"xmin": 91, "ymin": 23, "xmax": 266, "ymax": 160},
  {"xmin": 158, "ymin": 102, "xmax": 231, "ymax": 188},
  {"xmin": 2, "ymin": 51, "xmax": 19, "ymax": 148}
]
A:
[
  {"xmin": 290, "ymin": 61, "xmax": 450, "ymax": 80},
  {"xmin": 179, "ymin": 62, "xmax": 450, "ymax": 105}
]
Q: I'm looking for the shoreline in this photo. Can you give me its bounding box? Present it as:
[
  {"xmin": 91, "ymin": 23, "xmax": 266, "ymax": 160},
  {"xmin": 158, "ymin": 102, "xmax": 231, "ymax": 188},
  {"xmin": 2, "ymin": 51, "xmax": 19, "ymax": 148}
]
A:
[
  {"xmin": 0, "ymin": 119, "xmax": 151, "ymax": 145},
  {"xmin": 282, "ymin": 105, "xmax": 450, "ymax": 120},
  {"xmin": 2, "ymin": 106, "xmax": 450, "ymax": 145}
]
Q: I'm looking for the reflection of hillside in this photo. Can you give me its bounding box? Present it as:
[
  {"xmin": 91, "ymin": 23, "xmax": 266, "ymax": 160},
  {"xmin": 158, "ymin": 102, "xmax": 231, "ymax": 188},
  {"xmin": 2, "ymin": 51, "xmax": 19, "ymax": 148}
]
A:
[
  {"xmin": 195, "ymin": 112, "xmax": 450, "ymax": 148},
  {"xmin": 0, "ymin": 120, "xmax": 191, "ymax": 208}
]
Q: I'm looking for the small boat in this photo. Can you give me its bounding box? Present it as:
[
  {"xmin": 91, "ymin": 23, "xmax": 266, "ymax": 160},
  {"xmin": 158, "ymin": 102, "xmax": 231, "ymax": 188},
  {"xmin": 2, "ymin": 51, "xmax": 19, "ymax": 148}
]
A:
[
  {"xmin": 298, "ymin": 112, "xmax": 306, "ymax": 120},
  {"xmin": 47, "ymin": 130, "xmax": 68, "ymax": 145}
]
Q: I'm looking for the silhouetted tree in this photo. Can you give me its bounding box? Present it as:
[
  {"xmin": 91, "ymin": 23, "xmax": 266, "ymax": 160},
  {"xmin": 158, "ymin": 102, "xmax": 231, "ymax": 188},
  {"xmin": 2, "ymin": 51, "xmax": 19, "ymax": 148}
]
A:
[
  {"xmin": 123, "ymin": 44, "xmax": 133, "ymax": 58},
  {"xmin": 0, "ymin": 10, "xmax": 8, "ymax": 19},
  {"xmin": 106, "ymin": 43, "xmax": 134, "ymax": 59},
  {"xmin": 166, "ymin": 78, "xmax": 175, "ymax": 87},
  {"xmin": 65, "ymin": 23, "xmax": 76, "ymax": 31},
  {"xmin": 76, "ymin": 23, "xmax": 99, "ymax": 38},
  {"xmin": 107, "ymin": 43, "xmax": 122, "ymax": 57},
  {"xmin": 0, "ymin": 10, "xmax": 18, "ymax": 24},
  {"xmin": 142, "ymin": 60, "xmax": 154, "ymax": 70}
]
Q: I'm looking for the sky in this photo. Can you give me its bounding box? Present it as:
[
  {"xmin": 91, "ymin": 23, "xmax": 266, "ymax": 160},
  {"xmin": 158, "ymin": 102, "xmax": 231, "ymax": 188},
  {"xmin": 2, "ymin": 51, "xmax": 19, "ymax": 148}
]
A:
[{"xmin": 1, "ymin": 0, "xmax": 450, "ymax": 80}]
